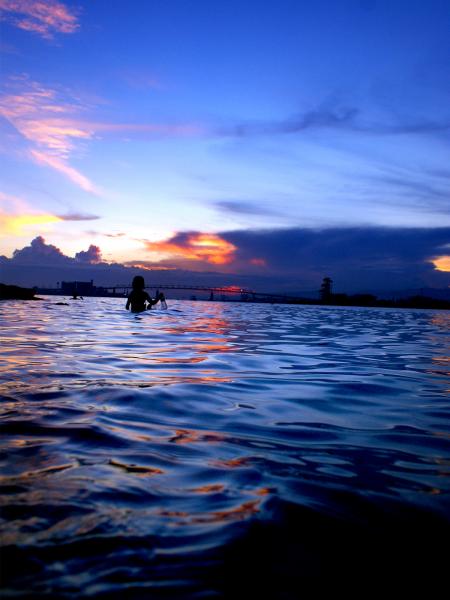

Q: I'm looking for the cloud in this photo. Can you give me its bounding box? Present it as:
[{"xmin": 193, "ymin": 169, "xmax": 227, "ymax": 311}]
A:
[
  {"xmin": 219, "ymin": 106, "xmax": 357, "ymax": 137},
  {"xmin": 144, "ymin": 232, "xmax": 237, "ymax": 265},
  {"xmin": 7, "ymin": 235, "xmax": 102, "ymax": 266},
  {"xmin": 11, "ymin": 235, "xmax": 71, "ymax": 265},
  {"xmin": 140, "ymin": 226, "xmax": 450, "ymax": 291},
  {"xmin": 122, "ymin": 261, "xmax": 177, "ymax": 271},
  {"xmin": 58, "ymin": 212, "xmax": 100, "ymax": 221},
  {"xmin": 214, "ymin": 200, "xmax": 281, "ymax": 217},
  {"xmin": 432, "ymin": 256, "xmax": 450, "ymax": 272},
  {"xmin": 0, "ymin": 194, "xmax": 99, "ymax": 237},
  {"xmin": 0, "ymin": 207, "xmax": 61, "ymax": 236},
  {"xmin": 30, "ymin": 150, "xmax": 99, "ymax": 194},
  {"xmin": 0, "ymin": 0, "xmax": 80, "ymax": 39},
  {"xmin": 220, "ymin": 104, "xmax": 450, "ymax": 139},
  {"xmin": 0, "ymin": 76, "xmax": 202, "ymax": 191},
  {"xmin": 74, "ymin": 244, "xmax": 102, "ymax": 264},
  {"xmin": 0, "ymin": 79, "xmax": 92, "ymax": 158},
  {"xmin": 219, "ymin": 226, "xmax": 450, "ymax": 290},
  {"xmin": 2, "ymin": 229, "xmax": 450, "ymax": 294},
  {"xmin": 0, "ymin": 77, "xmax": 98, "ymax": 192}
]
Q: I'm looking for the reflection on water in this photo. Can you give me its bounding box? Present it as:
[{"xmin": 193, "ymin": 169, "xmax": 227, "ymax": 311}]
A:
[{"xmin": 1, "ymin": 298, "xmax": 450, "ymax": 596}]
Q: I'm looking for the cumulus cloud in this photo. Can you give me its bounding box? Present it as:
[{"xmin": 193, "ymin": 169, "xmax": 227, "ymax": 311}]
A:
[
  {"xmin": 11, "ymin": 235, "xmax": 71, "ymax": 265},
  {"xmin": 2, "ymin": 228, "xmax": 449, "ymax": 294},
  {"xmin": 74, "ymin": 244, "xmax": 102, "ymax": 264},
  {"xmin": 7, "ymin": 236, "xmax": 102, "ymax": 266},
  {"xmin": 0, "ymin": 0, "xmax": 80, "ymax": 39}
]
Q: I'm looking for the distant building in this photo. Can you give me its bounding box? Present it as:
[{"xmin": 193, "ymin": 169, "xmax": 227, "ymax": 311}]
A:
[{"xmin": 320, "ymin": 277, "xmax": 333, "ymax": 302}]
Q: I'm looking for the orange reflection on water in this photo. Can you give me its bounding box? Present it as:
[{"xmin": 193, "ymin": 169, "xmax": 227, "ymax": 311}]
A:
[
  {"xmin": 157, "ymin": 499, "xmax": 261, "ymax": 525},
  {"xmin": 213, "ymin": 456, "xmax": 252, "ymax": 468},
  {"xmin": 0, "ymin": 462, "xmax": 75, "ymax": 484},
  {"xmin": 192, "ymin": 499, "xmax": 260, "ymax": 524},
  {"xmin": 430, "ymin": 313, "xmax": 450, "ymax": 330},
  {"xmin": 152, "ymin": 356, "xmax": 207, "ymax": 364},
  {"xmin": 169, "ymin": 428, "xmax": 226, "ymax": 444},
  {"xmin": 190, "ymin": 483, "xmax": 225, "ymax": 494},
  {"xmin": 108, "ymin": 459, "xmax": 164, "ymax": 476},
  {"xmin": 252, "ymin": 487, "xmax": 273, "ymax": 496},
  {"xmin": 163, "ymin": 315, "xmax": 231, "ymax": 336}
]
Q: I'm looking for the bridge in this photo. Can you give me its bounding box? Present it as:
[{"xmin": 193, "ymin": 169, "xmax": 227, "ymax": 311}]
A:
[{"xmin": 105, "ymin": 284, "xmax": 308, "ymax": 303}]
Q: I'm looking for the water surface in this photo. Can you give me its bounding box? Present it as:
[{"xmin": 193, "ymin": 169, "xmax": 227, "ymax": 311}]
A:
[{"xmin": 1, "ymin": 298, "xmax": 449, "ymax": 596}]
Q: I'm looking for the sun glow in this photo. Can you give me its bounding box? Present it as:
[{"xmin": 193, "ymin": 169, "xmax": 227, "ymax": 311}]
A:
[
  {"xmin": 431, "ymin": 256, "xmax": 450, "ymax": 272},
  {"xmin": 0, "ymin": 211, "xmax": 61, "ymax": 236},
  {"xmin": 144, "ymin": 232, "xmax": 237, "ymax": 265}
]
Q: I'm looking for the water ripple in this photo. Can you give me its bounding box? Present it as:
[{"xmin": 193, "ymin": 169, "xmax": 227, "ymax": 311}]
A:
[{"xmin": 1, "ymin": 298, "xmax": 449, "ymax": 596}]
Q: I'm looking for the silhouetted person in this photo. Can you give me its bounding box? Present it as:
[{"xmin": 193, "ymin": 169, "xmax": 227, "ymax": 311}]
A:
[
  {"xmin": 126, "ymin": 276, "xmax": 162, "ymax": 312},
  {"xmin": 71, "ymin": 291, "xmax": 83, "ymax": 300}
]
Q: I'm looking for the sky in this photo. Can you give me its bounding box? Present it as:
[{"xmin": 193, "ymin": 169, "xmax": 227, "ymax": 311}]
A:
[{"xmin": 0, "ymin": 0, "xmax": 449, "ymax": 294}]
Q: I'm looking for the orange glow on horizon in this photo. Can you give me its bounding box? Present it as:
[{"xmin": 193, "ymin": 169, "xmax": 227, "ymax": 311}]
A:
[
  {"xmin": 125, "ymin": 262, "xmax": 177, "ymax": 271},
  {"xmin": 432, "ymin": 255, "xmax": 450, "ymax": 272}
]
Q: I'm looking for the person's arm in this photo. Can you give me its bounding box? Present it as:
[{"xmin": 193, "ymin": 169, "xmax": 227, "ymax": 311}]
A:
[
  {"xmin": 126, "ymin": 295, "xmax": 131, "ymax": 310},
  {"xmin": 145, "ymin": 292, "xmax": 154, "ymax": 309}
]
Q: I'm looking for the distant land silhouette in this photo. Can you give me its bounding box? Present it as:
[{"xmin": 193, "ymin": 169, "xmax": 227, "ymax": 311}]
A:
[{"xmin": 1, "ymin": 280, "xmax": 449, "ymax": 310}]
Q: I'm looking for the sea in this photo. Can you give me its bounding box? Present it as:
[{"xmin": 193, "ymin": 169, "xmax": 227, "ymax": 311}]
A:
[{"xmin": 1, "ymin": 297, "xmax": 449, "ymax": 597}]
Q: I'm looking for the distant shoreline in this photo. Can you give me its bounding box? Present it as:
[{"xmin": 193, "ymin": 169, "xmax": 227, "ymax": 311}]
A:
[{"xmin": 1, "ymin": 283, "xmax": 449, "ymax": 310}]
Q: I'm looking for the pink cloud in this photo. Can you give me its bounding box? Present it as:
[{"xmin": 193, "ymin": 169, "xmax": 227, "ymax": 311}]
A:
[
  {"xmin": 30, "ymin": 150, "xmax": 98, "ymax": 194},
  {"xmin": 0, "ymin": 0, "xmax": 80, "ymax": 39},
  {"xmin": 0, "ymin": 80, "xmax": 92, "ymax": 157},
  {"xmin": 0, "ymin": 76, "xmax": 203, "ymax": 192}
]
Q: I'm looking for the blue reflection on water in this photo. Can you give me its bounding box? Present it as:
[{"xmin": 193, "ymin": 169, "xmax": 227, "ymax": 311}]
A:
[{"xmin": 1, "ymin": 298, "xmax": 449, "ymax": 596}]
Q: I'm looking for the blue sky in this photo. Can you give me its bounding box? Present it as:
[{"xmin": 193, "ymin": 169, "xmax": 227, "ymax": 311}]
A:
[{"xmin": 0, "ymin": 0, "xmax": 449, "ymax": 289}]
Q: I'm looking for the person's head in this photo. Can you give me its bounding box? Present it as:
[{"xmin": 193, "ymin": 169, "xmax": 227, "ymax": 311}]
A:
[{"xmin": 132, "ymin": 275, "xmax": 145, "ymax": 290}]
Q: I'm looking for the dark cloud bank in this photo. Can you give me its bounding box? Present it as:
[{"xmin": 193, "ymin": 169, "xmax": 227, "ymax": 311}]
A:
[{"xmin": 1, "ymin": 228, "xmax": 449, "ymax": 297}]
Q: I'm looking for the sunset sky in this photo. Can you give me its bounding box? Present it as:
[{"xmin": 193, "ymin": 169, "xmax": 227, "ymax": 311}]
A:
[{"xmin": 1, "ymin": 0, "xmax": 449, "ymax": 292}]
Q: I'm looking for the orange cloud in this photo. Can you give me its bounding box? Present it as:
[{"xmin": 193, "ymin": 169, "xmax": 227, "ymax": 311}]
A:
[
  {"xmin": 145, "ymin": 233, "xmax": 237, "ymax": 265},
  {"xmin": 432, "ymin": 256, "xmax": 450, "ymax": 272},
  {"xmin": 0, "ymin": 0, "xmax": 79, "ymax": 39}
]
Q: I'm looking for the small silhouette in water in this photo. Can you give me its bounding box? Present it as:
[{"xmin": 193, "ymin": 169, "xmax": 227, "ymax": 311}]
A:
[
  {"xmin": 71, "ymin": 291, "xmax": 83, "ymax": 300},
  {"xmin": 126, "ymin": 276, "xmax": 165, "ymax": 312}
]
